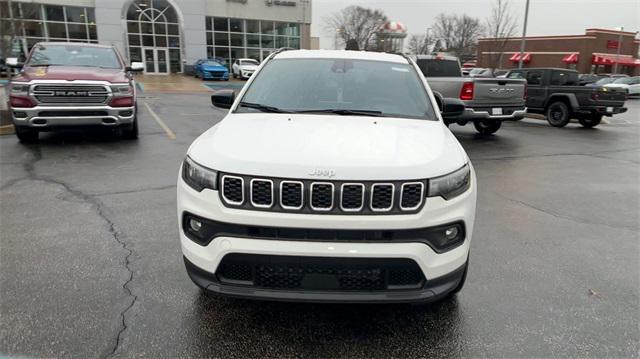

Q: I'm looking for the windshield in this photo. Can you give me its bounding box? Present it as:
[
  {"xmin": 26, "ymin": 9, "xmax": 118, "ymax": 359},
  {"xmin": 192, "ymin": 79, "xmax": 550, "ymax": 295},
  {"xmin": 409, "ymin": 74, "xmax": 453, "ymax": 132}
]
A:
[
  {"xmin": 469, "ymin": 68, "xmax": 488, "ymax": 75},
  {"xmin": 204, "ymin": 61, "xmax": 223, "ymax": 67},
  {"xmin": 594, "ymin": 78, "xmax": 615, "ymax": 85},
  {"xmin": 237, "ymin": 58, "xmax": 435, "ymax": 120},
  {"xmin": 241, "ymin": 60, "xmax": 259, "ymax": 66},
  {"xmin": 27, "ymin": 44, "xmax": 121, "ymax": 69}
]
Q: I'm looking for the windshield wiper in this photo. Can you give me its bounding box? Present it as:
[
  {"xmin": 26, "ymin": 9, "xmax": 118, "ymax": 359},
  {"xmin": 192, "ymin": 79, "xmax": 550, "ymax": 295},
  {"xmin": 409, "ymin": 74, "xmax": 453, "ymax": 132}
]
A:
[
  {"xmin": 296, "ymin": 109, "xmax": 384, "ymax": 117},
  {"xmin": 238, "ymin": 102, "xmax": 292, "ymax": 113}
]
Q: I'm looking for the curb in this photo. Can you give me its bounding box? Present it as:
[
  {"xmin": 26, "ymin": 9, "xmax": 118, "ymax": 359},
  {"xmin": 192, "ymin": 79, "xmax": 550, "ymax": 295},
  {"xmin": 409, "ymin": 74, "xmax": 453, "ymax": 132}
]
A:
[{"xmin": 0, "ymin": 124, "xmax": 15, "ymax": 135}]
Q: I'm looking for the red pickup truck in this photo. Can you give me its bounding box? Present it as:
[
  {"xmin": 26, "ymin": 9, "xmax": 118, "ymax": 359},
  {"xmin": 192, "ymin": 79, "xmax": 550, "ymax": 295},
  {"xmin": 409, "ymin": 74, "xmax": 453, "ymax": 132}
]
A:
[{"xmin": 7, "ymin": 42, "xmax": 143, "ymax": 143}]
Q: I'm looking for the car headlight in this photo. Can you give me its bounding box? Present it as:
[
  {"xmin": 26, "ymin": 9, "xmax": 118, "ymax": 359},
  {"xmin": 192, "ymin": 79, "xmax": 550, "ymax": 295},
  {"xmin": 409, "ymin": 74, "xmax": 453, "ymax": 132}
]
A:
[
  {"xmin": 428, "ymin": 163, "xmax": 471, "ymax": 200},
  {"xmin": 110, "ymin": 84, "xmax": 133, "ymax": 96},
  {"xmin": 9, "ymin": 83, "xmax": 29, "ymax": 95},
  {"xmin": 182, "ymin": 157, "xmax": 218, "ymax": 192}
]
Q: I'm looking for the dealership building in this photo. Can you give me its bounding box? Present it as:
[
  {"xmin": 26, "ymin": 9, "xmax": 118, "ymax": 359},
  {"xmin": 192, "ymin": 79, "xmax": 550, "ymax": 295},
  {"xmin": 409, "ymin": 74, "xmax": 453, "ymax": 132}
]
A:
[
  {"xmin": 0, "ymin": 0, "xmax": 312, "ymax": 74},
  {"xmin": 477, "ymin": 28, "xmax": 640, "ymax": 76}
]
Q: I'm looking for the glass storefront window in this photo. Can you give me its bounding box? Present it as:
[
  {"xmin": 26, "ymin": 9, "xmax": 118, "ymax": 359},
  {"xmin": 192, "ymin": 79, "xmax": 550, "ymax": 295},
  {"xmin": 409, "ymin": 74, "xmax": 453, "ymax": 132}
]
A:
[
  {"xmin": 246, "ymin": 34, "xmax": 260, "ymax": 48},
  {"xmin": 47, "ymin": 22, "xmax": 67, "ymax": 38},
  {"xmin": 214, "ymin": 17, "xmax": 228, "ymax": 32},
  {"xmin": 154, "ymin": 23, "xmax": 166, "ymax": 35},
  {"xmin": 246, "ymin": 20, "xmax": 259, "ymax": 34},
  {"xmin": 230, "ymin": 18, "xmax": 243, "ymax": 33},
  {"xmin": 167, "ymin": 24, "xmax": 178, "ymax": 35},
  {"xmin": 21, "ymin": 21, "xmax": 45, "ymax": 37},
  {"xmin": 205, "ymin": 16, "xmax": 301, "ymax": 64},
  {"xmin": 261, "ymin": 21, "xmax": 274, "ymax": 34},
  {"xmin": 261, "ymin": 35, "xmax": 274, "ymax": 48},
  {"xmin": 142, "ymin": 35, "xmax": 154, "ymax": 46},
  {"xmin": 88, "ymin": 25, "xmax": 97, "ymax": 40},
  {"xmin": 127, "ymin": 21, "xmax": 139, "ymax": 33},
  {"xmin": 129, "ymin": 34, "xmax": 141, "ymax": 46},
  {"xmin": 230, "ymin": 33, "xmax": 244, "ymax": 47},
  {"xmin": 140, "ymin": 22, "xmax": 153, "ymax": 34},
  {"xmin": 65, "ymin": 7, "xmax": 86, "ymax": 23},
  {"xmin": 215, "ymin": 32, "xmax": 229, "ymax": 46},
  {"xmin": 44, "ymin": 5, "xmax": 64, "ymax": 21},
  {"xmin": 20, "ymin": 3, "xmax": 42, "ymax": 20},
  {"xmin": 67, "ymin": 23, "xmax": 88, "ymax": 40}
]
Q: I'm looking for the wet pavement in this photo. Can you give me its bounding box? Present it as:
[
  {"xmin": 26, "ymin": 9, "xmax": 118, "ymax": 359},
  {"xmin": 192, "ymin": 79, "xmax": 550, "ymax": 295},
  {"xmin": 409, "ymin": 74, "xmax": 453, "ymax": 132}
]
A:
[{"xmin": 1, "ymin": 94, "xmax": 638, "ymax": 358}]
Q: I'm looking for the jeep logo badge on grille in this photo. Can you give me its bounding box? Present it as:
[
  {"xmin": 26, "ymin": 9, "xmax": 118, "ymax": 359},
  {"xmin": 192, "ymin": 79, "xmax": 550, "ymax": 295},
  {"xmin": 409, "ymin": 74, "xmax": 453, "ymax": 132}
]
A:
[
  {"xmin": 55, "ymin": 91, "xmax": 89, "ymax": 96},
  {"xmin": 308, "ymin": 169, "xmax": 336, "ymax": 178}
]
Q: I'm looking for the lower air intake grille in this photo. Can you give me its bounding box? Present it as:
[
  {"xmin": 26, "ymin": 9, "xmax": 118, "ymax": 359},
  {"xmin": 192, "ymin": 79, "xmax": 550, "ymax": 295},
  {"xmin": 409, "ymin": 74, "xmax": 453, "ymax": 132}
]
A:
[{"xmin": 216, "ymin": 254, "xmax": 425, "ymax": 291}]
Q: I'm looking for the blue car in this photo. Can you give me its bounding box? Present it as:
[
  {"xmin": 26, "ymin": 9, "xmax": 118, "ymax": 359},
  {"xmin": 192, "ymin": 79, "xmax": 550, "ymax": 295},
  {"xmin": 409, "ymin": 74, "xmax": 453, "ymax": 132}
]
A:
[{"xmin": 193, "ymin": 59, "xmax": 229, "ymax": 81}]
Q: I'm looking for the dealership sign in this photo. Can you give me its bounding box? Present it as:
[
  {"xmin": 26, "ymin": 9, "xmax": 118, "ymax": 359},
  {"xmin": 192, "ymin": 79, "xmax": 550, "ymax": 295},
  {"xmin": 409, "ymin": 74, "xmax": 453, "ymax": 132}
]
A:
[
  {"xmin": 607, "ymin": 40, "xmax": 619, "ymax": 49},
  {"xmin": 266, "ymin": 0, "xmax": 297, "ymax": 6}
]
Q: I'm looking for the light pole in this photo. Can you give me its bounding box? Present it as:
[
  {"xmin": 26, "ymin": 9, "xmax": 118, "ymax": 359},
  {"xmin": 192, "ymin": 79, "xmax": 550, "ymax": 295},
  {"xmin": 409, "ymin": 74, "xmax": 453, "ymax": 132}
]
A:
[
  {"xmin": 425, "ymin": 27, "xmax": 432, "ymax": 54},
  {"xmin": 518, "ymin": 0, "xmax": 531, "ymax": 69},
  {"xmin": 613, "ymin": 26, "xmax": 624, "ymax": 74}
]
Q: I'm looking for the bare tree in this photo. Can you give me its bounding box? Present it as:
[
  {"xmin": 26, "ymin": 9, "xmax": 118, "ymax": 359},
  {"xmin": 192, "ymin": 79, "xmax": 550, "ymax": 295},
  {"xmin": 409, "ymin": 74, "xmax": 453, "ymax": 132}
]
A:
[
  {"xmin": 407, "ymin": 34, "xmax": 434, "ymax": 55},
  {"xmin": 323, "ymin": 6, "xmax": 388, "ymax": 51},
  {"xmin": 432, "ymin": 13, "xmax": 484, "ymax": 61},
  {"xmin": 484, "ymin": 0, "xmax": 518, "ymax": 69}
]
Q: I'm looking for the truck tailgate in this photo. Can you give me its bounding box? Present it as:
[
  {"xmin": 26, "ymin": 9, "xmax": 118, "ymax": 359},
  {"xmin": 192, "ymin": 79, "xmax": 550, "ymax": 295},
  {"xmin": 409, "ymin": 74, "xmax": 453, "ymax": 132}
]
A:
[
  {"xmin": 472, "ymin": 78, "xmax": 527, "ymax": 106},
  {"xmin": 594, "ymin": 87, "xmax": 627, "ymax": 106}
]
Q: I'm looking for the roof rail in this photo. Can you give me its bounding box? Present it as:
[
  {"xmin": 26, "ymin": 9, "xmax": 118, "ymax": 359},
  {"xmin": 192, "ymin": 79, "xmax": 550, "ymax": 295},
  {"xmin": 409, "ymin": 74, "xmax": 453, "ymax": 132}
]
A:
[{"xmin": 264, "ymin": 47, "xmax": 295, "ymax": 63}]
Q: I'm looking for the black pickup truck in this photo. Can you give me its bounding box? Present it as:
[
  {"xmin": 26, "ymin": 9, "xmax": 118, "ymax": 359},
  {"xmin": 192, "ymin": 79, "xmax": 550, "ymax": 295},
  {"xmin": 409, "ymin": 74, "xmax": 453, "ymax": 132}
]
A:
[{"xmin": 506, "ymin": 68, "xmax": 627, "ymax": 128}]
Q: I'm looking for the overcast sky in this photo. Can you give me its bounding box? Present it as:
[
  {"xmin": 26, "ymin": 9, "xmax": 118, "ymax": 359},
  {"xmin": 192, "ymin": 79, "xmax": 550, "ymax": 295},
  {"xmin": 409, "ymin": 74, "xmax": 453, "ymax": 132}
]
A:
[{"xmin": 310, "ymin": 0, "xmax": 640, "ymax": 50}]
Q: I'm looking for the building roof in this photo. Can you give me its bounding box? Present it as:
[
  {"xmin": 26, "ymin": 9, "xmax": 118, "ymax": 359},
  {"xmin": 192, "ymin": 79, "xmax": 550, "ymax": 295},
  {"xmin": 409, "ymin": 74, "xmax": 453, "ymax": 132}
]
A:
[{"xmin": 274, "ymin": 50, "xmax": 408, "ymax": 64}]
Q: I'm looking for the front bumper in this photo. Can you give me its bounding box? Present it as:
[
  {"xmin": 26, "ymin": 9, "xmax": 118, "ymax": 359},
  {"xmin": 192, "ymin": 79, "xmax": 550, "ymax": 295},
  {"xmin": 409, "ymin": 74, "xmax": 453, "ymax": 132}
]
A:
[
  {"xmin": 177, "ymin": 167, "xmax": 477, "ymax": 302},
  {"xmin": 185, "ymin": 255, "xmax": 467, "ymax": 303},
  {"xmin": 11, "ymin": 105, "xmax": 135, "ymax": 129},
  {"xmin": 202, "ymin": 71, "xmax": 229, "ymax": 80}
]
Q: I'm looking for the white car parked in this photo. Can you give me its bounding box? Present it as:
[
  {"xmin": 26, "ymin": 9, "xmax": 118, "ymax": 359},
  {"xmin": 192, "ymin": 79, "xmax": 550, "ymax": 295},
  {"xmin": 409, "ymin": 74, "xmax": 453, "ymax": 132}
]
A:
[
  {"xmin": 177, "ymin": 50, "xmax": 477, "ymax": 303},
  {"xmin": 604, "ymin": 76, "xmax": 640, "ymax": 98},
  {"xmin": 231, "ymin": 58, "xmax": 260, "ymax": 79}
]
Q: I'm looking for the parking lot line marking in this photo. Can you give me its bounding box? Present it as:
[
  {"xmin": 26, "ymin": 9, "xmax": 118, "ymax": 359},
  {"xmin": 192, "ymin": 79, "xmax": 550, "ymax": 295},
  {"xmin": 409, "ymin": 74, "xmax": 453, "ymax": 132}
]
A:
[{"xmin": 143, "ymin": 102, "xmax": 176, "ymax": 140}]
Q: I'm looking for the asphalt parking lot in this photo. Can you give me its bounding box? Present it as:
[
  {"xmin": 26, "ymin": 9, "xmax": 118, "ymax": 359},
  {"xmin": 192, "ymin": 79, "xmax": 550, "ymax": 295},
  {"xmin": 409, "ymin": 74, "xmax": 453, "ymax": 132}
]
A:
[{"xmin": 1, "ymin": 94, "xmax": 638, "ymax": 358}]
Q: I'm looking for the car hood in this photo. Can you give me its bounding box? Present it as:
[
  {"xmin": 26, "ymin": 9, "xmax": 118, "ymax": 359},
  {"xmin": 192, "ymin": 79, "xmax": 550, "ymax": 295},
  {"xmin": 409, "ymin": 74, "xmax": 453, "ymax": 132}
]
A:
[
  {"xmin": 13, "ymin": 65, "xmax": 128, "ymax": 83},
  {"xmin": 603, "ymin": 83, "xmax": 629, "ymax": 89},
  {"xmin": 188, "ymin": 113, "xmax": 468, "ymax": 180},
  {"xmin": 202, "ymin": 65, "xmax": 227, "ymax": 71},
  {"xmin": 240, "ymin": 64, "xmax": 259, "ymax": 71}
]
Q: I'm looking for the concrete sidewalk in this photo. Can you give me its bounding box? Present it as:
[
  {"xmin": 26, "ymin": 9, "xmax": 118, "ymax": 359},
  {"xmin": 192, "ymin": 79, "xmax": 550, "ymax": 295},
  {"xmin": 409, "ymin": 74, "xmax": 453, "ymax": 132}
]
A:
[{"xmin": 134, "ymin": 74, "xmax": 245, "ymax": 93}]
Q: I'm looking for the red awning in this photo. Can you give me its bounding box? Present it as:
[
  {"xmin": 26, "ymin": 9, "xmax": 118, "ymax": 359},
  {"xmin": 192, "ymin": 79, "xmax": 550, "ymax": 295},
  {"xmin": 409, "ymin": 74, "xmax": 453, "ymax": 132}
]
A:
[
  {"xmin": 509, "ymin": 52, "xmax": 531, "ymax": 63},
  {"xmin": 592, "ymin": 53, "xmax": 640, "ymax": 67},
  {"xmin": 562, "ymin": 53, "xmax": 579, "ymax": 64}
]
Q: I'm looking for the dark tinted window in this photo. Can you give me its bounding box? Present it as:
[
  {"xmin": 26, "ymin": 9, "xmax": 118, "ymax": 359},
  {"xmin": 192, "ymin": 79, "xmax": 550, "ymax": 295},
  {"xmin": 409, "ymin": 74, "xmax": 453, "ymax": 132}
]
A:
[
  {"xmin": 416, "ymin": 59, "xmax": 461, "ymax": 77},
  {"xmin": 507, "ymin": 71, "xmax": 525, "ymax": 79},
  {"xmin": 550, "ymin": 71, "xmax": 578, "ymax": 86},
  {"xmin": 526, "ymin": 71, "xmax": 543, "ymax": 85}
]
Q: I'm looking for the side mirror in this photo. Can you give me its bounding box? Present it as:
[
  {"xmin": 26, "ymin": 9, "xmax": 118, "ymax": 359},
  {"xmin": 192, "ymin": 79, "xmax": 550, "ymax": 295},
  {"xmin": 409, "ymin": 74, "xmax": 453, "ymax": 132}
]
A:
[
  {"xmin": 6, "ymin": 57, "xmax": 23, "ymax": 68},
  {"xmin": 441, "ymin": 98, "xmax": 466, "ymax": 123},
  {"xmin": 127, "ymin": 62, "xmax": 144, "ymax": 72},
  {"xmin": 211, "ymin": 89, "xmax": 235, "ymax": 109}
]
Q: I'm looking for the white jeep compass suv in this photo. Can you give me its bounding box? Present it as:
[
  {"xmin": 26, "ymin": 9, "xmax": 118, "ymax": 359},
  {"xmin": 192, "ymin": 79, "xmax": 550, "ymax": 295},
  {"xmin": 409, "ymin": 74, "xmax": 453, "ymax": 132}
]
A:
[{"xmin": 177, "ymin": 50, "xmax": 477, "ymax": 303}]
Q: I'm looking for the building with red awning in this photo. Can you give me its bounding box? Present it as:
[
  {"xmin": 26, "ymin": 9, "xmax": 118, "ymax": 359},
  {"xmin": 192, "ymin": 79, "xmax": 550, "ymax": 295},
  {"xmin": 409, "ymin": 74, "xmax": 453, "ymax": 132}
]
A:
[{"xmin": 476, "ymin": 28, "xmax": 639, "ymax": 75}]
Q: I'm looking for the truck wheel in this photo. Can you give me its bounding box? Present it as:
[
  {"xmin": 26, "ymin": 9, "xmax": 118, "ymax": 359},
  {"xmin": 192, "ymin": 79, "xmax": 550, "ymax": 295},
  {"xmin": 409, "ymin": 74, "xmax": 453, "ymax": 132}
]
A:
[
  {"xmin": 15, "ymin": 126, "xmax": 39, "ymax": 143},
  {"xmin": 546, "ymin": 101, "xmax": 571, "ymax": 127},
  {"xmin": 579, "ymin": 114, "xmax": 602, "ymax": 128},
  {"xmin": 473, "ymin": 119, "xmax": 502, "ymax": 136},
  {"xmin": 122, "ymin": 108, "xmax": 139, "ymax": 140}
]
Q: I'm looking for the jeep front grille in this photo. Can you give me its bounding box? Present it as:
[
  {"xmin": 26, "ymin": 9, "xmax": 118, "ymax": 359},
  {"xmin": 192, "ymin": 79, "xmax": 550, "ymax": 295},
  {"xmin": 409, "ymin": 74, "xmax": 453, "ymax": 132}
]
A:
[
  {"xmin": 219, "ymin": 173, "xmax": 426, "ymax": 215},
  {"xmin": 32, "ymin": 84, "xmax": 109, "ymax": 105}
]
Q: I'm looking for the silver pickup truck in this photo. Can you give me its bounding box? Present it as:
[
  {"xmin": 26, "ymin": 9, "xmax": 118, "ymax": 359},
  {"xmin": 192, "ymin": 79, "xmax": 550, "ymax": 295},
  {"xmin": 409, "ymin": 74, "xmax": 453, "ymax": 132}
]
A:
[{"xmin": 413, "ymin": 54, "xmax": 527, "ymax": 135}]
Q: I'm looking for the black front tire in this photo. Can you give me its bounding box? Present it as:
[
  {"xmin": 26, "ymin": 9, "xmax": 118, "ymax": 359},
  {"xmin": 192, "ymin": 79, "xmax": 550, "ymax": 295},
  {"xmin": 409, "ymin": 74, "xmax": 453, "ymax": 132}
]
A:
[
  {"xmin": 579, "ymin": 114, "xmax": 602, "ymax": 128},
  {"xmin": 15, "ymin": 126, "xmax": 39, "ymax": 143},
  {"xmin": 121, "ymin": 108, "xmax": 138, "ymax": 140},
  {"xmin": 546, "ymin": 101, "xmax": 571, "ymax": 127},
  {"xmin": 473, "ymin": 119, "xmax": 502, "ymax": 136}
]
